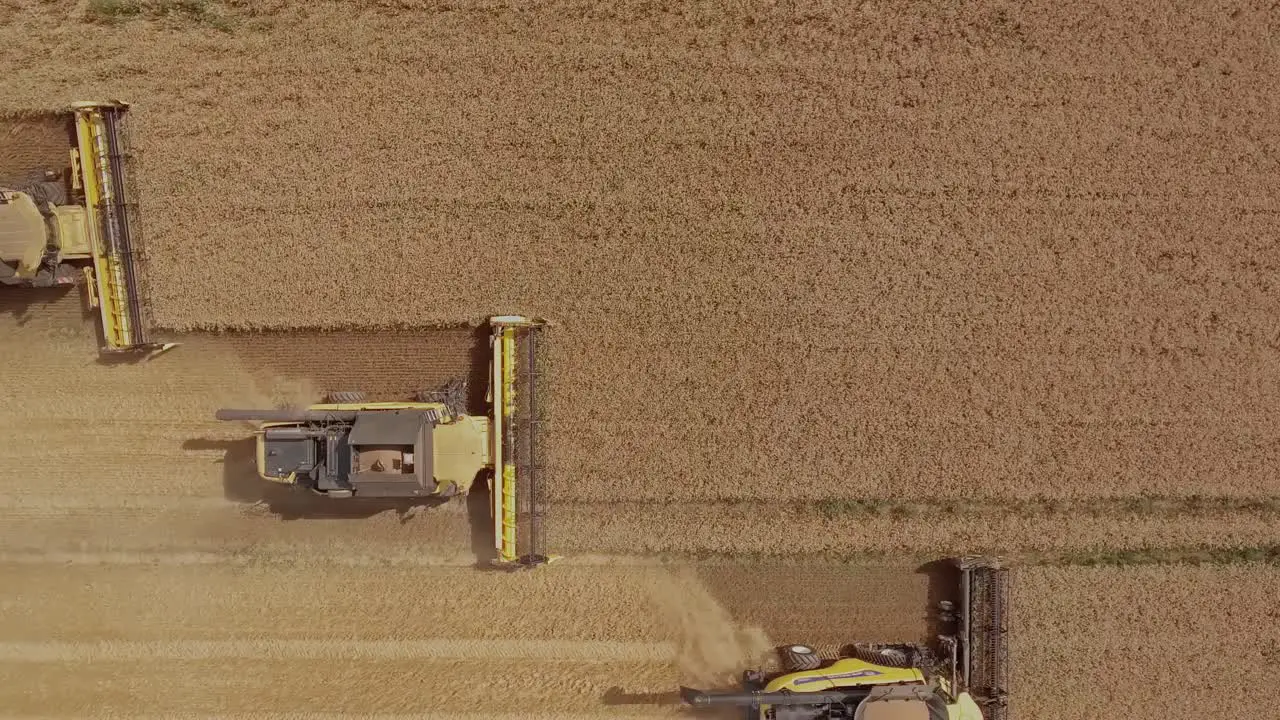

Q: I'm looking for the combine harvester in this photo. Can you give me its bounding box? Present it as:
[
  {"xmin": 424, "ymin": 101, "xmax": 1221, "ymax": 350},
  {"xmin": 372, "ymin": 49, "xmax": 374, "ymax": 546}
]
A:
[
  {"xmin": 681, "ymin": 556, "xmax": 1010, "ymax": 720},
  {"xmin": 215, "ymin": 316, "xmax": 553, "ymax": 569},
  {"xmin": 0, "ymin": 101, "xmax": 174, "ymax": 355}
]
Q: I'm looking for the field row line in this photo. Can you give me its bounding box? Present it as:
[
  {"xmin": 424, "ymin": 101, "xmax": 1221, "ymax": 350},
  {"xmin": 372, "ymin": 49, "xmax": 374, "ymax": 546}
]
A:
[
  {"xmin": 633, "ymin": 544, "xmax": 1280, "ymax": 569},
  {"xmin": 1024, "ymin": 544, "xmax": 1280, "ymax": 568},
  {"xmin": 0, "ymin": 496, "xmax": 234, "ymax": 510},
  {"xmin": 551, "ymin": 494, "xmax": 1280, "ymax": 519},
  {"xmin": 7, "ymin": 545, "xmax": 1275, "ymax": 570},
  {"xmin": 0, "ymin": 496, "xmax": 472, "ymax": 517},
  {"xmin": 0, "ymin": 549, "xmax": 678, "ymax": 568},
  {"xmin": 0, "ymin": 639, "xmax": 675, "ymax": 663},
  {"xmin": 3, "ymin": 494, "xmax": 1280, "ymax": 516}
]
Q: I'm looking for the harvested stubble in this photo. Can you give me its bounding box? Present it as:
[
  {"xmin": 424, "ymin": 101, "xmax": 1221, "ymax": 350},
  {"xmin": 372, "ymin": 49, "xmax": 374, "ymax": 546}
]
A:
[
  {"xmin": 0, "ymin": 291, "xmax": 485, "ymax": 562},
  {"xmin": 0, "ymin": 556, "xmax": 937, "ymax": 715},
  {"xmin": 4, "ymin": 1, "xmax": 1278, "ymax": 503},
  {"xmin": 0, "ymin": 563, "xmax": 688, "ymax": 715},
  {"xmin": 1013, "ymin": 564, "xmax": 1280, "ymax": 720}
]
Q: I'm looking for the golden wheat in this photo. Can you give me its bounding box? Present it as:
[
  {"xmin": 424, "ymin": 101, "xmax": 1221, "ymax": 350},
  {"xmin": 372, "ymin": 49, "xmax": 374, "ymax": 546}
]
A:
[
  {"xmin": 4, "ymin": 1, "xmax": 1277, "ymax": 501},
  {"xmin": 1014, "ymin": 564, "xmax": 1280, "ymax": 720}
]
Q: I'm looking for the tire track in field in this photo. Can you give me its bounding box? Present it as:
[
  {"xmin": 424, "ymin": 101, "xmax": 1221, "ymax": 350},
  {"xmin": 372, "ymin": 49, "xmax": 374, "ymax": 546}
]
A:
[
  {"xmin": 0, "ymin": 639, "xmax": 675, "ymax": 663},
  {"xmin": 0, "ymin": 657, "xmax": 683, "ymax": 715},
  {"xmin": 0, "ymin": 712, "xmax": 685, "ymax": 720},
  {"xmin": 0, "ymin": 549, "xmax": 482, "ymax": 567},
  {"xmin": 0, "ymin": 496, "xmax": 472, "ymax": 515},
  {"xmin": 0, "ymin": 549, "xmax": 678, "ymax": 567},
  {"xmin": 0, "ymin": 506, "xmax": 474, "ymax": 558},
  {"xmin": 0, "ymin": 496, "xmax": 236, "ymax": 511}
]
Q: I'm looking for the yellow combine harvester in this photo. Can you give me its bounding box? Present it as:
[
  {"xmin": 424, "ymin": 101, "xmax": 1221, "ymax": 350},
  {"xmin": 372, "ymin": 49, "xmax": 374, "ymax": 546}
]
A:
[
  {"xmin": 681, "ymin": 557, "xmax": 1011, "ymax": 720},
  {"xmin": 215, "ymin": 316, "xmax": 552, "ymax": 569},
  {"xmin": 0, "ymin": 101, "xmax": 174, "ymax": 355}
]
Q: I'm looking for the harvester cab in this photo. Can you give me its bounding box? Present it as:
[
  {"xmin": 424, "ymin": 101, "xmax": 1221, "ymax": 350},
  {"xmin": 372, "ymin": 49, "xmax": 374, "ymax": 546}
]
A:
[
  {"xmin": 214, "ymin": 316, "xmax": 553, "ymax": 569},
  {"xmin": 680, "ymin": 556, "xmax": 1010, "ymax": 720},
  {"xmin": 0, "ymin": 101, "xmax": 175, "ymax": 356}
]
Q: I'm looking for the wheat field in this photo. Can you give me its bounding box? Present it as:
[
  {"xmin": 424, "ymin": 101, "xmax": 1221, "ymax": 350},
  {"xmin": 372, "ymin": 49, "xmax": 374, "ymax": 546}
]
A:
[
  {"xmin": 3, "ymin": 0, "xmax": 1279, "ymax": 503},
  {"xmin": 1013, "ymin": 564, "xmax": 1280, "ymax": 720},
  {"xmin": 2, "ymin": 0, "xmax": 1279, "ymax": 717}
]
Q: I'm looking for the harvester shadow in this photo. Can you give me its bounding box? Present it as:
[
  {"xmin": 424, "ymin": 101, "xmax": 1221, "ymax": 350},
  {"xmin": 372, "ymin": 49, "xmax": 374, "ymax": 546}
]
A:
[
  {"xmin": 463, "ymin": 324, "xmax": 492, "ymax": 413},
  {"xmin": 183, "ymin": 437, "xmax": 449, "ymax": 522},
  {"xmin": 0, "ymin": 286, "xmax": 81, "ymax": 326},
  {"xmin": 94, "ymin": 345, "xmax": 179, "ymax": 367},
  {"xmin": 466, "ymin": 473, "xmax": 498, "ymax": 566},
  {"xmin": 917, "ymin": 559, "xmax": 961, "ymax": 643},
  {"xmin": 0, "ymin": 284, "xmax": 171, "ymax": 365}
]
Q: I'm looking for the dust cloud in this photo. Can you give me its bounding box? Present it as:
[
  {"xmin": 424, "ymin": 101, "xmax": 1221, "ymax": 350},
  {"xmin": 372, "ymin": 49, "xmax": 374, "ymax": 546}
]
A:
[{"xmin": 647, "ymin": 567, "xmax": 773, "ymax": 688}]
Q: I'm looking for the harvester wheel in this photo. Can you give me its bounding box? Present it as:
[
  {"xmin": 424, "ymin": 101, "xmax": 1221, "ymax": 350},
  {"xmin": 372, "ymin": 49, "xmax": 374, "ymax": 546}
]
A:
[
  {"xmin": 781, "ymin": 644, "xmax": 822, "ymax": 672},
  {"xmin": 936, "ymin": 601, "xmax": 959, "ymax": 624},
  {"xmin": 876, "ymin": 648, "xmax": 911, "ymax": 667},
  {"xmin": 326, "ymin": 391, "xmax": 367, "ymax": 404},
  {"xmin": 849, "ymin": 643, "xmax": 924, "ymax": 669}
]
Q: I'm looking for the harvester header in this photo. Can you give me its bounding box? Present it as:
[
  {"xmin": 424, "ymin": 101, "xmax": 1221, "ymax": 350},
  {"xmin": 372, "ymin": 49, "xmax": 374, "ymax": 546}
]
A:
[
  {"xmin": 951, "ymin": 556, "xmax": 1010, "ymax": 720},
  {"xmin": 71, "ymin": 101, "xmax": 171, "ymax": 354},
  {"xmin": 490, "ymin": 315, "xmax": 548, "ymax": 566}
]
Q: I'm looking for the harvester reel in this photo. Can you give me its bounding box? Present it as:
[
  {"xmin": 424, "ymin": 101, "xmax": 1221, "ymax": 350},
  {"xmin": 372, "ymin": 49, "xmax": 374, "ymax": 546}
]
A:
[
  {"xmin": 781, "ymin": 644, "xmax": 822, "ymax": 672},
  {"xmin": 326, "ymin": 391, "xmax": 367, "ymax": 403}
]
